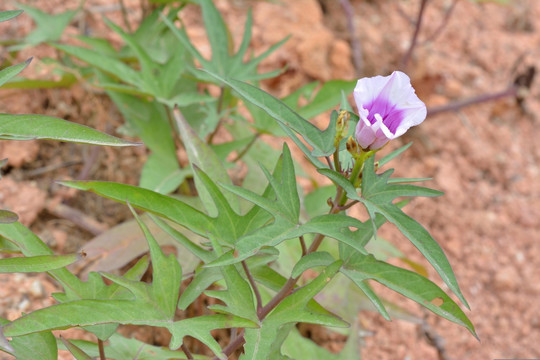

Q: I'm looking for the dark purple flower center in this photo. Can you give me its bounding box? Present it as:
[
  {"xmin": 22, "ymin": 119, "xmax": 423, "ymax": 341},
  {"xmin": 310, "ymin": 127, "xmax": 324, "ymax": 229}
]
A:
[{"xmin": 366, "ymin": 98, "xmax": 405, "ymax": 135}]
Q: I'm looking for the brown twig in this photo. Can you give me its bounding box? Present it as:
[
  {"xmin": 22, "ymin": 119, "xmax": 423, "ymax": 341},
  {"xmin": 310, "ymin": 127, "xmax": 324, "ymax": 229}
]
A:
[
  {"xmin": 337, "ymin": 199, "xmax": 359, "ymax": 211},
  {"xmin": 325, "ymin": 156, "xmax": 334, "ymax": 171},
  {"xmin": 77, "ymin": 146, "xmax": 100, "ymax": 181},
  {"xmin": 47, "ymin": 201, "xmax": 108, "ymax": 236},
  {"xmin": 258, "ymin": 277, "xmax": 298, "ymax": 320},
  {"xmin": 396, "ymin": 3, "xmax": 416, "ymax": 25},
  {"xmin": 242, "ymin": 260, "xmax": 263, "ymax": 315},
  {"xmin": 98, "ymin": 339, "xmax": 106, "ymax": 360},
  {"xmin": 401, "ymin": 0, "xmax": 429, "ymax": 70},
  {"xmin": 215, "ymin": 329, "xmax": 245, "ymax": 359},
  {"xmin": 427, "ymin": 86, "xmax": 517, "ymax": 117},
  {"xmin": 421, "ymin": 0, "xmax": 458, "ymax": 45},
  {"xmin": 299, "ymin": 235, "xmax": 307, "ymax": 256},
  {"xmin": 231, "ymin": 133, "xmax": 261, "ymax": 162},
  {"xmin": 118, "ymin": 0, "xmax": 133, "ymax": 33},
  {"xmin": 181, "ymin": 343, "xmax": 194, "ymax": 360},
  {"xmin": 339, "ymin": 0, "xmax": 363, "ymax": 76},
  {"xmin": 421, "ymin": 317, "xmax": 453, "ymax": 360},
  {"xmin": 24, "ymin": 160, "xmax": 81, "ymax": 178}
]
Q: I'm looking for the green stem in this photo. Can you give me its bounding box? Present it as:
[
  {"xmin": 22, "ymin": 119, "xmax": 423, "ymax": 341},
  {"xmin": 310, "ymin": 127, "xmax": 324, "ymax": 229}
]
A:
[
  {"xmin": 333, "ymin": 146, "xmax": 342, "ymax": 174},
  {"xmin": 216, "ymin": 150, "xmax": 371, "ymax": 358},
  {"xmin": 98, "ymin": 339, "xmax": 106, "ymax": 360},
  {"xmin": 338, "ymin": 150, "xmax": 373, "ymax": 206},
  {"xmin": 207, "ymin": 86, "xmax": 226, "ymax": 144},
  {"xmin": 232, "ymin": 133, "xmax": 261, "ymax": 162},
  {"xmin": 242, "ymin": 260, "xmax": 263, "ymax": 316}
]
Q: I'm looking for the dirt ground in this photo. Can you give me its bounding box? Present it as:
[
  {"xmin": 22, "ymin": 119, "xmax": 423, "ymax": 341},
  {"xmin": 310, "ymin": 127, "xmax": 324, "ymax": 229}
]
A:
[{"xmin": 1, "ymin": 0, "xmax": 540, "ymax": 359}]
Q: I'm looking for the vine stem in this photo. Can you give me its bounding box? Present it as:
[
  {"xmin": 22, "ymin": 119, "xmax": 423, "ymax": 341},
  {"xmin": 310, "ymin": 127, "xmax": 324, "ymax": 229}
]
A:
[
  {"xmin": 422, "ymin": 0, "xmax": 458, "ymax": 44},
  {"xmin": 232, "ymin": 133, "xmax": 261, "ymax": 162},
  {"xmin": 299, "ymin": 235, "xmax": 307, "ymax": 256},
  {"xmin": 216, "ymin": 186, "xmax": 346, "ymax": 359},
  {"xmin": 98, "ymin": 339, "xmax": 106, "ymax": 360},
  {"xmin": 181, "ymin": 344, "xmax": 194, "ymax": 360},
  {"xmin": 214, "ymin": 150, "xmax": 369, "ymax": 358},
  {"xmin": 218, "ymin": 329, "xmax": 245, "ymax": 359},
  {"xmin": 242, "ymin": 260, "xmax": 263, "ymax": 315},
  {"xmin": 207, "ymin": 86, "xmax": 226, "ymax": 144}
]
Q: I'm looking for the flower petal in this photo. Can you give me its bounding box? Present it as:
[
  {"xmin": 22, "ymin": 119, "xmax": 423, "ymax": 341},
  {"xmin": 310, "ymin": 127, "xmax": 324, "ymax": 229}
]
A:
[
  {"xmin": 355, "ymin": 117, "xmax": 377, "ymax": 149},
  {"xmin": 353, "ymin": 71, "xmax": 426, "ymax": 150}
]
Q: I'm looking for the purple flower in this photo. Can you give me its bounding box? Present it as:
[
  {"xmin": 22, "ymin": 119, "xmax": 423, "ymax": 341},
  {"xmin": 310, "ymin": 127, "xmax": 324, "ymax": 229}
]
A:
[{"xmin": 354, "ymin": 71, "xmax": 426, "ymax": 150}]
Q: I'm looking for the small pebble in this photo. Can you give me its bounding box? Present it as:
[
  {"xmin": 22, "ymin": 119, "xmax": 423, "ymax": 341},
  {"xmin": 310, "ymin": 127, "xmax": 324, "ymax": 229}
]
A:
[
  {"xmin": 30, "ymin": 280, "xmax": 44, "ymax": 297},
  {"xmin": 18, "ymin": 297, "xmax": 30, "ymax": 312}
]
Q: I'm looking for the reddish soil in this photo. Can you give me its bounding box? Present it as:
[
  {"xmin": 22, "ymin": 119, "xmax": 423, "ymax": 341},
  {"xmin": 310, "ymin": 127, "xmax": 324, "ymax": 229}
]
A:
[{"xmin": 1, "ymin": 0, "xmax": 540, "ymax": 359}]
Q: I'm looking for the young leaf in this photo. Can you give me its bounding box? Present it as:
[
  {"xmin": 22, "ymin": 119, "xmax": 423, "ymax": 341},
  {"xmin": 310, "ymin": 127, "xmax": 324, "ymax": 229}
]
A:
[
  {"xmin": 0, "ymin": 253, "xmax": 80, "ymax": 273},
  {"xmin": 0, "ymin": 114, "xmax": 138, "ymax": 146},
  {"xmin": 340, "ymin": 253, "xmax": 477, "ymax": 337}
]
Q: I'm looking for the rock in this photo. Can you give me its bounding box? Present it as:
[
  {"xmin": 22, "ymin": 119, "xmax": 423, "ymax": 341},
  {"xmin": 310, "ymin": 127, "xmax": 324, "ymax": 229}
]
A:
[
  {"xmin": 0, "ymin": 178, "xmax": 47, "ymax": 226},
  {"xmin": 493, "ymin": 266, "xmax": 520, "ymax": 291},
  {"xmin": 29, "ymin": 280, "xmax": 44, "ymax": 298}
]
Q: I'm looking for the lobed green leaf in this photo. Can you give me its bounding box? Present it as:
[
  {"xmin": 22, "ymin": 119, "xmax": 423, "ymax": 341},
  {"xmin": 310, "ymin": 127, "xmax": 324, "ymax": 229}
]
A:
[{"xmin": 341, "ymin": 254, "xmax": 476, "ymax": 337}]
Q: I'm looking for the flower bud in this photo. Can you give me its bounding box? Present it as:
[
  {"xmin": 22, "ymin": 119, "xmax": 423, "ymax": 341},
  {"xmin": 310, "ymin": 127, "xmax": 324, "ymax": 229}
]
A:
[
  {"xmin": 335, "ymin": 110, "xmax": 350, "ymax": 146},
  {"xmin": 336, "ymin": 110, "xmax": 349, "ymax": 133},
  {"xmin": 346, "ymin": 136, "xmax": 359, "ymax": 157}
]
